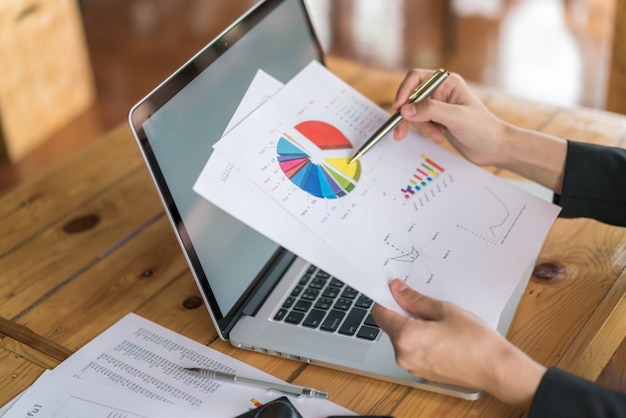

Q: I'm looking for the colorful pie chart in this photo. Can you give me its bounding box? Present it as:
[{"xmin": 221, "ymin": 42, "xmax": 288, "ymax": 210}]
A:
[{"xmin": 277, "ymin": 121, "xmax": 360, "ymax": 199}]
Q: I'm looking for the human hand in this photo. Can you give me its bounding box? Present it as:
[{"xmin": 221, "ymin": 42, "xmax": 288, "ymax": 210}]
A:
[
  {"xmin": 392, "ymin": 69, "xmax": 508, "ymax": 167},
  {"xmin": 371, "ymin": 279, "xmax": 546, "ymax": 406}
]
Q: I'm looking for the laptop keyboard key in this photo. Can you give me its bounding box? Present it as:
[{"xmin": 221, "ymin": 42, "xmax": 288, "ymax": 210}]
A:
[
  {"xmin": 338, "ymin": 308, "xmax": 367, "ymax": 336},
  {"xmin": 320, "ymin": 309, "xmax": 345, "ymax": 332},
  {"xmin": 301, "ymin": 288, "xmax": 319, "ymax": 300},
  {"xmin": 274, "ymin": 308, "xmax": 288, "ymax": 321},
  {"xmin": 364, "ymin": 313, "xmax": 379, "ymax": 328},
  {"xmin": 355, "ymin": 295, "xmax": 373, "ymax": 308},
  {"xmin": 328, "ymin": 278, "xmax": 344, "ymax": 288},
  {"xmin": 293, "ymin": 299, "xmax": 313, "ymax": 312},
  {"xmin": 315, "ymin": 270, "xmax": 330, "ymax": 279},
  {"xmin": 310, "ymin": 277, "xmax": 327, "ymax": 289},
  {"xmin": 303, "ymin": 309, "xmax": 326, "ymax": 328},
  {"xmin": 341, "ymin": 286, "xmax": 359, "ymax": 299},
  {"xmin": 285, "ymin": 311, "xmax": 305, "ymax": 325},
  {"xmin": 357, "ymin": 325, "xmax": 380, "ymax": 340},
  {"xmin": 334, "ymin": 298, "xmax": 352, "ymax": 311},
  {"xmin": 282, "ymin": 296, "xmax": 295, "ymax": 309},
  {"xmin": 298, "ymin": 274, "xmax": 312, "ymax": 286},
  {"xmin": 322, "ymin": 287, "xmax": 340, "ymax": 299},
  {"xmin": 314, "ymin": 297, "xmax": 333, "ymax": 310}
]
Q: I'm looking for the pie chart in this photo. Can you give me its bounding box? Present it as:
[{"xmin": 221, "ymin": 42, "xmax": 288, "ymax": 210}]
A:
[{"xmin": 277, "ymin": 120, "xmax": 361, "ymax": 199}]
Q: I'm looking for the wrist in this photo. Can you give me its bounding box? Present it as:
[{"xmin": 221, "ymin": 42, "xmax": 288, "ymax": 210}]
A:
[
  {"xmin": 484, "ymin": 337, "xmax": 546, "ymax": 406},
  {"xmin": 494, "ymin": 123, "xmax": 567, "ymax": 193},
  {"xmin": 491, "ymin": 121, "xmax": 522, "ymax": 168}
]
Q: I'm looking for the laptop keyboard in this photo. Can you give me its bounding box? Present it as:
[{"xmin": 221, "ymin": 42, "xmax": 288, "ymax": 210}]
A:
[{"xmin": 272, "ymin": 265, "xmax": 380, "ymax": 341}]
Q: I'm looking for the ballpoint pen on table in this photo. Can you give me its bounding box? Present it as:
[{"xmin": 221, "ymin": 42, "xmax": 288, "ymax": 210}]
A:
[
  {"xmin": 185, "ymin": 368, "xmax": 329, "ymax": 399},
  {"xmin": 348, "ymin": 68, "xmax": 450, "ymax": 164}
]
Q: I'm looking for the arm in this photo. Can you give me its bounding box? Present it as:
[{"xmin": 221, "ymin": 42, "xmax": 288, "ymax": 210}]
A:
[
  {"xmin": 379, "ymin": 69, "xmax": 626, "ymax": 412},
  {"xmin": 529, "ymin": 367, "xmax": 626, "ymax": 417},
  {"xmin": 394, "ymin": 69, "xmax": 626, "ymax": 226},
  {"xmin": 556, "ymin": 140, "xmax": 626, "ymax": 226}
]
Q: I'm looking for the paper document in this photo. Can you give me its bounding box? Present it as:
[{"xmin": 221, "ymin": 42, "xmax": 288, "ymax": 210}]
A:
[
  {"xmin": 197, "ymin": 60, "xmax": 560, "ymax": 327},
  {"xmin": 193, "ymin": 69, "xmax": 362, "ymax": 289},
  {"xmin": 3, "ymin": 370, "xmax": 206, "ymax": 418},
  {"xmin": 44, "ymin": 313, "xmax": 352, "ymax": 417}
]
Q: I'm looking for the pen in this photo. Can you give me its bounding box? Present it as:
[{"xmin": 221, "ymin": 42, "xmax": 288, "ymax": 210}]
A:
[
  {"xmin": 348, "ymin": 68, "xmax": 450, "ymax": 164},
  {"xmin": 185, "ymin": 368, "xmax": 329, "ymax": 399}
]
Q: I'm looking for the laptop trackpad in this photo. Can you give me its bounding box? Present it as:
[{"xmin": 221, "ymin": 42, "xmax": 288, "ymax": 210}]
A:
[{"xmin": 259, "ymin": 325, "xmax": 370, "ymax": 362}]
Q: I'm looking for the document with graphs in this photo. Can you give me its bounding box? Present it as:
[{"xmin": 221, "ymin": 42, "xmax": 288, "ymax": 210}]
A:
[{"xmin": 195, "ymin": 60, "xmax": 560, "ymax": 327}]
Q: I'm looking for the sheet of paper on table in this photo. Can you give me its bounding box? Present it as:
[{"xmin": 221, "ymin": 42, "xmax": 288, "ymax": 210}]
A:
[
  {"xmin": 1, "ymin": 313, "xmax": 352, "ymax": 418},
  {"xmin": 194, "ymin": 60, "xmax": 561, "ymax": 328},
  {"xmin": 2, "ymin": 369, "xmax": 206, "ymax": 418}
]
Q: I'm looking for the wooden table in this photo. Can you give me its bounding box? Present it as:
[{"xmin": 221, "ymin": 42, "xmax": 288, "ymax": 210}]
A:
[{"xmin": 2, "ymin": 57, "xmax": 626, "ymax": 416}]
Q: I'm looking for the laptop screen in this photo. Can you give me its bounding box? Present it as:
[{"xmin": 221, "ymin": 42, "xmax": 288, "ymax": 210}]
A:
[{"xmin": 129, "ymin": 0, "xmax": 323, "ymax": 331}]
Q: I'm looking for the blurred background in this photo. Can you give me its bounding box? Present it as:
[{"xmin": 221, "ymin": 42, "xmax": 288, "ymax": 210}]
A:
[{"xmin": 0, "ymin": 0, "xmax": 617, "ymax": 195}]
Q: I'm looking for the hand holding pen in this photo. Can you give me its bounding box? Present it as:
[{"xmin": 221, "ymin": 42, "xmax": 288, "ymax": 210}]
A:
[{"xmin": 349, "ymin": 68, "xmax": 449, "ymax": 164}]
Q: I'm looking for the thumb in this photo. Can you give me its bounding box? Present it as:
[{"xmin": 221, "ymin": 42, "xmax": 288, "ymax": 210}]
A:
[{"xmin": 389, "ymin": 279, "xmax": 444, "ymax": 321}]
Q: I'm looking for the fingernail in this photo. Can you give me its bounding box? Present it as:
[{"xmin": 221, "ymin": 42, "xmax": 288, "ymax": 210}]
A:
[
  {"xmin": 391, "ymin": 279, "xmax": 408, "ymax": 292},
  {"xmin": 403, "ymin": 104, "xmax": 416, "ymax": 117}
]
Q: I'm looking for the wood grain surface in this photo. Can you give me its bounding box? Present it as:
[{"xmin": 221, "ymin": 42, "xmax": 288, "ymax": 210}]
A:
[{"xmin": 1, "ymin": 56, "xmax": 625, "ymax": 417}]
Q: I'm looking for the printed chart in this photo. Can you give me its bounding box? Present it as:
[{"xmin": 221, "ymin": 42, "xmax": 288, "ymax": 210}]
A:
[
  {"xmin": 209, "ymin": 61, "xmax": 561, "ymax": 326},
  {"xmin": 277, "ymin": 121, "xmax": 361, "ymax": 199},
  {"xmin": 383, "ymin": 225, "xmax": 451, "ymax": 284},
  {"xmin": 382, "ymin": 151, "xmax": 455, "ymax": 212},
  {"xmin": 456, "ymin": 187, "xmax": 525, "ymax": 245},
  {"xmin": 401, "ymin": 154, "xmax": 446, "ymax": 199}
]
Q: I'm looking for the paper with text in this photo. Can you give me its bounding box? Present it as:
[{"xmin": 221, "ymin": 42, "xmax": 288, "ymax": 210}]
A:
[
  {"xmin": 200, "ymin": 61, "xmax": 560, "ymax": 327},
  {"xmin": 2, "ymin": 370, "xmax": 206, "ymax": 418},
  {"xmin": 52, "ymin": 313, "xmax": 353, "ymax": 417}
]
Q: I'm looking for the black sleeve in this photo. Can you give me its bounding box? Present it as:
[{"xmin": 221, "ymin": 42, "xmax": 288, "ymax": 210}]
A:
[
  {"xmin": 528, "ymin": 367, "xmax": 626, "ymax": 417},
  {"xmin": 553, "ymin": 140, "xmax": 626, "ymax": 227}
]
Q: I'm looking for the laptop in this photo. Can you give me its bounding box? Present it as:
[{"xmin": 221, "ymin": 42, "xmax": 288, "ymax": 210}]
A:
[{"xmin": 128, "ymin": 0, "xmax": 532, "ymax": 400}]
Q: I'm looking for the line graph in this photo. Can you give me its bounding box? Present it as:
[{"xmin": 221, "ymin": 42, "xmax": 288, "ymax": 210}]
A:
[
  {"xmin": 390, "ymin": 246, "xmax": 420, "ymax": 263},
  {"xmin": 485, "ymin": 188, "xmax": 510, "ymax": 238},
  {"xmin": 456, "ymin": 187, "xmax": 524, "ymax": 245},
  {"xmin": 383, "ymin": 225, "xmax": 451, "ymax": 284}
]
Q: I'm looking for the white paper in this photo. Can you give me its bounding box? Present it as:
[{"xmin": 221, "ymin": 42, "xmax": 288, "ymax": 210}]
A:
[
  {"xmin": 222, "ymin": 69, "xmax": 284, "ymax": 136},
  {"xmin": 193, "ymin": 68, "xmax": 364, "ymax": 291},
  {"xmin": 3, "ymin": 370, "xmax": 205, "ymax": 418},
  {"xmin": 201, "ymin": 60, "xmax": 560, "ymax": 328},
  {"xmin": 0, "ymin": 392, "xmax": 23, "ymax": 417},
  {"xmin": 51, "ymin": 313, "xmax": 353, "ymax": 417}
]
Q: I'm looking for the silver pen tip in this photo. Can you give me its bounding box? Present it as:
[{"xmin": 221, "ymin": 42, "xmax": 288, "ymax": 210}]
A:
[{"xmin": 302, "ymin": 388, "xmax": 329, "ymax": 399}]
